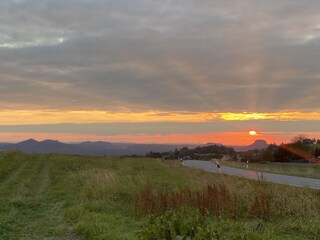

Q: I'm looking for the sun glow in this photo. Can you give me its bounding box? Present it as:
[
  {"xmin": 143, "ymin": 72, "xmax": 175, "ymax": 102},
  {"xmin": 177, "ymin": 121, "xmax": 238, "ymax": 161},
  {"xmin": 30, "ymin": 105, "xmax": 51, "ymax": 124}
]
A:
[{"xmin": 249, "ymin": 130, "xmax": 257, "ymax": 136}]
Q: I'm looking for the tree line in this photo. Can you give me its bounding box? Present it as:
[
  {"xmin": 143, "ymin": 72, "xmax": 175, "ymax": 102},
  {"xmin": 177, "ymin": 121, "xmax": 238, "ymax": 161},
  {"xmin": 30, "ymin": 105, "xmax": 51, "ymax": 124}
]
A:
[
  {"xmin": 239, "ymin": 135, "xmax": 320, "ymax": 163},
  {"xmin": 147, "ymin": 135, "xmax": 320, "ymax": 163},
  {"xmin": 146, "ymin": 144, "xmax": 236, "ymax": 160}
]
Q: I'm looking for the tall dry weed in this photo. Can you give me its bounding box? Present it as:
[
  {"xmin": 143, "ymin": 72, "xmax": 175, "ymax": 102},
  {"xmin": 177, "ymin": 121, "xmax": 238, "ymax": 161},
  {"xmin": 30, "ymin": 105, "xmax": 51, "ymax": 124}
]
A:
[
  {"xmin": 72, "ymin": 169, "xmax": 118, "ymax": 199},
  {"xmin": 134, "ymin": 184, "xmax": 240, "ymax": 218}
]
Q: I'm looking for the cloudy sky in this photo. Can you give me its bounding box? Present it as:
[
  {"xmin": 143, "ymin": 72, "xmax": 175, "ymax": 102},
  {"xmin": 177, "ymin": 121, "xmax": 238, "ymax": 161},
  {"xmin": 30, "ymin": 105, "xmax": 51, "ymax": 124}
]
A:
[{"xmin": 1, "ymin": 0, "xmax": 320, "ymax": 144}]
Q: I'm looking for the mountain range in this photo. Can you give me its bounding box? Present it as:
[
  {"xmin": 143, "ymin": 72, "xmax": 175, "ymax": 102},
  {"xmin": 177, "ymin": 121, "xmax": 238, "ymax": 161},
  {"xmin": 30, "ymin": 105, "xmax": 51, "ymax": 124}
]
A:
[{"xmin": 0, "ymin": 139, "xmax": 268, "ymax": 156}]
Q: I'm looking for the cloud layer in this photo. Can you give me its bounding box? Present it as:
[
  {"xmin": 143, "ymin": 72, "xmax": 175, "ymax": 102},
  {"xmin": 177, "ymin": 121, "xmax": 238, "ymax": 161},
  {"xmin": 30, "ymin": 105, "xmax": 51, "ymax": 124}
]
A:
[{"xmin": 1, "ymin": 0, "xmax": 320, "ymax": 113}]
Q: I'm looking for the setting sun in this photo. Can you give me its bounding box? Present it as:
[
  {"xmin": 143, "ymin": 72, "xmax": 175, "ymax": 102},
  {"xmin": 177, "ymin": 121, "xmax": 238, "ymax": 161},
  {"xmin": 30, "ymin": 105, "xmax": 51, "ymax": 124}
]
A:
[{"xmin": 249, "ymin": 130, "xmax": 257, "ymax": 136}]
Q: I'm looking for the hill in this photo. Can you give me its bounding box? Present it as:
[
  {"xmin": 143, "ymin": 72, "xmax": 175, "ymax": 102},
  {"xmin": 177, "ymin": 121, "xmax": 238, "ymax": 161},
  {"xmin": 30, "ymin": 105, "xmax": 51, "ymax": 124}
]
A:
[
  {"xmin": 0, "ymin": 139, "xmax": 271, "ymax": 156},
  {"xmin": 0, "ymin": 139, "xmax": 201, "ymax": 156},
  {"xmin": 232, "ymin": 140, "xmax": 268, "ymax": 152}
]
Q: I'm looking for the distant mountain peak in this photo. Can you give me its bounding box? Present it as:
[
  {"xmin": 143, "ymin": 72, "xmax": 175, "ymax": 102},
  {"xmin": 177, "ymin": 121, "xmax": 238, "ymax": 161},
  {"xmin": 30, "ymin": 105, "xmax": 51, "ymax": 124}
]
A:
[
  {"xmin": 253, "ymin": 139, "xmax": 268, "ymax": 144},
  {"xmin": 20, "ymin": 138, "xmax": 39, "ymax": 143},
  {"xmin": 0, "ymin": 139, "xmax": 203, "ymax": 156},
  {"xmin": 232, "ymin": 139, "xmax": 268, "ymax": 152},
  {"xmin": 249, "ymin": 139, "xmax": 268, "ymax": 148}
]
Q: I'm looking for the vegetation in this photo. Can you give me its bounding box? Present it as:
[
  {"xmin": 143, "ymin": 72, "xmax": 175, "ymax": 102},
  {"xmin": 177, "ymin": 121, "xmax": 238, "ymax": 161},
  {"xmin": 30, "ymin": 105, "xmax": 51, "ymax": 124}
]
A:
[
  {"xmin": 238, "ymin": 137, "xmax": 320, "ymax": 164},
  {"xmin": 220, "ymin": 160, "xmax": 320, "ymax": 179},
  {"xmin": 0, "ymin": 150, "xmax": 319, "ymax": 239},
  {"xmin": 146, "ymin": 144, "xmax": 236, "ymax": 160},
  {"xmin": 147, "ymin": 135, "xmax": 320, "ymax": 165}
]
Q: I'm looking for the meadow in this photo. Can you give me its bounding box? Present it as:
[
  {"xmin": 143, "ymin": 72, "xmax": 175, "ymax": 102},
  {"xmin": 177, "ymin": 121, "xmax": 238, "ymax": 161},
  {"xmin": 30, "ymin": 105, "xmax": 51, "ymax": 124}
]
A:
[{"xmin": 0, "ymin": 150, "xmax": 319, "ymax": 239}]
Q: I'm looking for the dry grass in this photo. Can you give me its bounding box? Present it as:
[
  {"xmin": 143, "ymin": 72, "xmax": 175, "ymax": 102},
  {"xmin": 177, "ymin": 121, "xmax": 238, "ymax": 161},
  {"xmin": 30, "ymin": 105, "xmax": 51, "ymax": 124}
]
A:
[
  {"xmin": 220, "ymin": 160, "xmax": 320, "ymax": 179},
  {"xmin": 249, "ymin": 192, "xmax": 271, "ymax": 220},
  {"xmin": 134, "ymin": 183, "xmax": 270, "ymax": 220},
  {"xmin": 72, "ymin": 169, "xmax": 118, "ymax": 199},
  {"xmin": 134, "ymin": 171, "xmax": 320, "ymax": 223}
]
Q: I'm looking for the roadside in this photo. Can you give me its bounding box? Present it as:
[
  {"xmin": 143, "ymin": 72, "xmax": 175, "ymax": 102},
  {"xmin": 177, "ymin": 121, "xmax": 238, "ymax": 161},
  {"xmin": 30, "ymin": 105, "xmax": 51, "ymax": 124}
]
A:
[
  {"xmin": 183, "ymin": 160, "xmax": 320, "ymax": 190},
  {"xmin": 218, "ymin": 160, "xmax": 320, "ymax": 179}
]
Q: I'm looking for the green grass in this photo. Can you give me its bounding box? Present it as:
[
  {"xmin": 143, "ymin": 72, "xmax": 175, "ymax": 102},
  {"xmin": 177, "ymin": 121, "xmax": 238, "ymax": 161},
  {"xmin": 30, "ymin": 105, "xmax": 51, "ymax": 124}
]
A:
[
  {"xmin": 0, "ymin": 150, "xmax": 319, "ymax": 239},
  {"xmin": 308, "ymin": 143, "xmax": 320, "ymax": 150},
  {"xmin": 220, "ymin": 160, "xmax": 320, "ymax": 179}
]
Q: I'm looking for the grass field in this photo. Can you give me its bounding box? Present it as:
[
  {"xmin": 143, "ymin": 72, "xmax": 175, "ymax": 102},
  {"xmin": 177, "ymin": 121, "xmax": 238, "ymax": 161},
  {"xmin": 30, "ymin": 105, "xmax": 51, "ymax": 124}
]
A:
[
  {"xmin": 309, "ymin": 144, "xmax": 320, "ymax": 151},
  {"xmin": 220, "ymin": 160, "xmax": 320, "ymax": 179},
  {"xmin": 0, "ymin": 150, "xmax": 319, "ymax": 239}
]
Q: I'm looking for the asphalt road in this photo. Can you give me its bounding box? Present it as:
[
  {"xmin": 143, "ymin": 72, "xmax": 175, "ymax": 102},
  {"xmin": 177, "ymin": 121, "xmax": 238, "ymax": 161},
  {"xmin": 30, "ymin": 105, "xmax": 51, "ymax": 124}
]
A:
[{"xmin": 182, "ymin": 160, "xmax": 320, "ymax": 190}]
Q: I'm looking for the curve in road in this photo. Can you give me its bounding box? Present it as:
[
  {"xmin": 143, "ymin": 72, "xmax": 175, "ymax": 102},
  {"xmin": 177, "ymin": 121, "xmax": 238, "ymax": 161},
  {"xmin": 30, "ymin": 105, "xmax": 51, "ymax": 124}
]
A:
[{"xmin": 182, "ymin": 160, "xmax": 320, "ymax": 190}]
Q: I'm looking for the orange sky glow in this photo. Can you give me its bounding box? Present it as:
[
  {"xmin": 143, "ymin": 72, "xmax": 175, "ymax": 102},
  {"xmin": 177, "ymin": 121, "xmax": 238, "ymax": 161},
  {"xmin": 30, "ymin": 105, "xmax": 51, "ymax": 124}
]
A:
[
  {"xmin": 0, "ymin": 109, "xmax": 319, "ymax": 145},
  {"xmin": 1, "ymin": 131, "xmax": 319, "ymax": 145}
]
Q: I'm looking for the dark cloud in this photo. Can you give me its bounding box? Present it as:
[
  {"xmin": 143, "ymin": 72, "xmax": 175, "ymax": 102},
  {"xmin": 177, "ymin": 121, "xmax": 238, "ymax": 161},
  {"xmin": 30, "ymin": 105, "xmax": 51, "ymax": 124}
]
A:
[
  {"xmin": 0, "ymin": 120, "xmax": 319, "ymax": 135},
  {"xmin": 0, "ymin": 0, "xmax": 320, "ymax": 112}
]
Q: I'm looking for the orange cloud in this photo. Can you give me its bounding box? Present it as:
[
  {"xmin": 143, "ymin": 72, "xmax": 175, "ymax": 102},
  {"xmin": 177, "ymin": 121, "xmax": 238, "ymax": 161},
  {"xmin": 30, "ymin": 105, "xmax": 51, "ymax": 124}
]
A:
[
  {"xmin": 219, "ymin": 112, "xmax": 320, "ymax": 121},
  {"xmin": 0, "ymin": 109, "xmax": 320, "ymax": 125},
  {"xmin": 0, "ymin": 110, "xmax": 215, "ymax": 124}
]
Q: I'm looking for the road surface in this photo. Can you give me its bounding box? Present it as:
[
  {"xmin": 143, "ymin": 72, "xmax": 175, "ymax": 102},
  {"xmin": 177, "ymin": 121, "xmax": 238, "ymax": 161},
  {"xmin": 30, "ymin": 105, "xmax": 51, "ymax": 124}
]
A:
[{"xmin": 182, "ymin": 160, "xmax": 320, "ymax": 190}]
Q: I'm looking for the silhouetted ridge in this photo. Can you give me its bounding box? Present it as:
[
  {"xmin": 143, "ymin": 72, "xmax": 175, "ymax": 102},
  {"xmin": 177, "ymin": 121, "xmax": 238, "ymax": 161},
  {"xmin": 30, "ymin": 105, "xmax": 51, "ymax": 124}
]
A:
[
  {"xmin": 0, "ymin": 139, "xmax": 201, "ymax": 156},
  {"xmin": 232, "ymin": 140, "xmax": 268, "ymax": 152}
]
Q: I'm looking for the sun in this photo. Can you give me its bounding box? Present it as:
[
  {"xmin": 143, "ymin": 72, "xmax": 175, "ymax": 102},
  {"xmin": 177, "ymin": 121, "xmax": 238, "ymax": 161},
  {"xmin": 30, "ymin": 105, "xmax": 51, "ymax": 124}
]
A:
[{"xmin": 249, "ymin": 130, "xmax": 257, "ymax": 136}]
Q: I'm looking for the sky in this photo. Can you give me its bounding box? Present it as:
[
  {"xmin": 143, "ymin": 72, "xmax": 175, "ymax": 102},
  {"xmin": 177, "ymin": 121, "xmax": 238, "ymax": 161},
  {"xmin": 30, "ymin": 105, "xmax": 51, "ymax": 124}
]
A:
[{"xmin": 0, "ymin": 0, "xmax": 320, "ymax": 145}]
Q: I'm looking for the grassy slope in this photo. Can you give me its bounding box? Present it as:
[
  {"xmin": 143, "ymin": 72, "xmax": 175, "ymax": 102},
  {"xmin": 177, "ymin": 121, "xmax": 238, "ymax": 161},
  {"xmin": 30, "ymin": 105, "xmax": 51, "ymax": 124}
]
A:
[
  {"xmin": 309, "ymin": 143, "xmax": 320, "ymax": 150},
  {"xmin": 0, "ymin": 151, "xmax": 319, "ymax": 239},
  {"xmin": 220, "ymin": 160, "xmax": 320, "ymax": 179},
  {"xmin": 0, "ymin": 151, "xmax": 74, "ymax": 239}
]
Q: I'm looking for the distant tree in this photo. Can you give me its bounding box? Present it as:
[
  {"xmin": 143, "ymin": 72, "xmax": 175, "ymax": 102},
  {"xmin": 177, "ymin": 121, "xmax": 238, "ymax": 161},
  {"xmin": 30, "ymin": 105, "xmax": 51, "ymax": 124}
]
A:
[
  {"xmin": 179, "ymin": 147, "xmax": 191, "ymax": 157},
  {"xmin": 146, "ymin": 151, "xmax": 162, "ymax": 158},
  {"xmin": 317, "ymin": 139, "xmax": 320, "ymax": 144},
  {"xmin": 291, "ymin": 134, "xmax": 309, "ymax": 143},
  {"xmin": 173, "ymin": 148, "xmax": 179, "ymax": 158},
  {"xmin": 164, "ymin": 145, "xmax": 237, "ymax": 160},
  {"xmin": 239, "ymin": 149, "xmax": 263, "ymax": 162},
  {"xmin": 274, "ymin": 144, "xmax": 293, "ymax": 162},
  {"xmin": 274, "ymin": 142, "xmax": 312, "ymax": 162},
  {"xmin": 262, "ymin": 144, "xmax": 278, "ymax": 162},
  {"xmin": 314, "ymin": 147, "xmax": 320, "ymax": 158},
  {"xmin": 193, "ymin": 145, "xmax": 235, "ymax": 155},
  {"xmin": 302, "ymin": 138, "xmax": 313, "ymax": 145}
]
